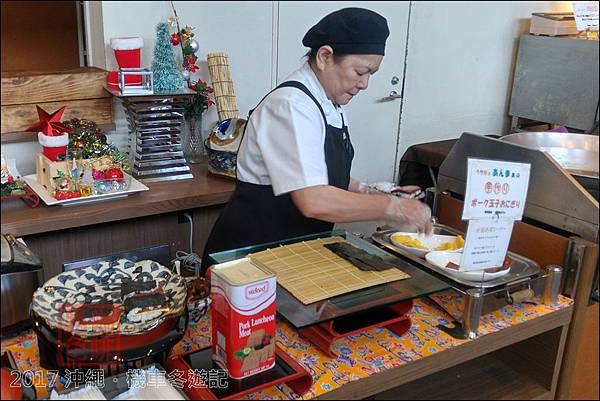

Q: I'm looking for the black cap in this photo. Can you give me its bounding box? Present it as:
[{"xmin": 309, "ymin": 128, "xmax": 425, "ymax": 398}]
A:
[{"xmin": 302, "ymin": 8, "xmax": 390, "ymax": 56}]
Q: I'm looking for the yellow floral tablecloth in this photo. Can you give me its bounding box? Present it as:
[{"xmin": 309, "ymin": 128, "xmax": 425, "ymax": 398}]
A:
[{"xmin": 1, "ymin": 290, "xmax": 572, "ymax": 399}]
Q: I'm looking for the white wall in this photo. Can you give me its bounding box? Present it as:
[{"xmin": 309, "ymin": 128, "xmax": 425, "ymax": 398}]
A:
[
  {"xmin": 2, "ymin": 1, "xmax": 575, "ymax": 180},
  {"xmin": 98, "ymin": 1, "xmax": 276, "ymax": 155},
  {"xmin": 396, "ymin": 1, "xmax": 572, "ymax": 166},
  {"xmin": 101, "ymin": 1, "xmax": 275, "ymax": 118}
]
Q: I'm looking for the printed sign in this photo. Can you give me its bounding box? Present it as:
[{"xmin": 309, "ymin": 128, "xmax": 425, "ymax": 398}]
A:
[
  {"xmin": 462, "ymin": 158, "xmax": 531, "ymax": 221},
  {"xmin": 460, "ymin": 218, "xmax": 515, "ymax": 272},
  {"xmin": 573, "ymin": 2, "xmax": 599, "ymax": 31}
]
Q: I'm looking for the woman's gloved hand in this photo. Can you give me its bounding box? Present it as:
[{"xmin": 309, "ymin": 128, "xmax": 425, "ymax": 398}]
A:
[
  {"xmin": 384, "ymin": 196, "xmax": 433, "ymax": 234},
  {"xmin": 354, "ymin": 181, "xmax": 374, "ymax": 194},
  {"xmin": 355, "ymin": 181, "xmax": 425, "ymax": 199},
  {"xmin": 372, "ymin": 182, "xmax": 425, "ymax": 199}
]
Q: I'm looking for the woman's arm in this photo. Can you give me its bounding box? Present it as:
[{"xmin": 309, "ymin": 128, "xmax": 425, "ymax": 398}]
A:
[
  {"xmin": 290, "ymin": 185, "xmax": 388, "ymax": 223},
  {"xmin": 290, "ymin": 185, "xmax": 433, "ymax": 233}
]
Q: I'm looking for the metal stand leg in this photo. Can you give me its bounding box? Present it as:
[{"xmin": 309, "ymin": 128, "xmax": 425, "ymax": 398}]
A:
[{"xmin": 462, "ymin": 288, "xmax": 484, "ymax": 339}]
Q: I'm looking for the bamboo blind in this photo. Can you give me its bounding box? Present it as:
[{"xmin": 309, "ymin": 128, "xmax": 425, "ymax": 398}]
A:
[
  {"xmin": 207, "ymin": 52, "xmax": 239, "ymax": 121},
  {"xmin": 249, "ymin": 237, "xmax": 410, "ymax": 305}
]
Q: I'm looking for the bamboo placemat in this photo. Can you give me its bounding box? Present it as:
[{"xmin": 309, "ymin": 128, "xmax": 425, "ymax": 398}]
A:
[
  {"xmin": 207, "ymin": 52, "xmax": 239, "ymax": 121},
  {"xmin": 249, "ymin": 237, "xmax": 410, "ymax": 305}
]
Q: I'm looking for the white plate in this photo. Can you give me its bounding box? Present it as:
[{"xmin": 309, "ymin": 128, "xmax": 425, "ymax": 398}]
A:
[
  {"xmin": 425, "ymin": 251, "xmax": 510, "ymax": 282},
  {"xmin": 390, "ymin": 232, "xmax": 463, "ymax": 258},
  {"xmin": 23, "ymin": 173, "xmax": 149, "ymax": 206}
]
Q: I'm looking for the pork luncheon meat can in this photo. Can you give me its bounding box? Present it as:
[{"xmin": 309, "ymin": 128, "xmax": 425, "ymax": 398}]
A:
[{"xmin": 210, "ymin": 257, "xmax": 276, "ymax": 379}]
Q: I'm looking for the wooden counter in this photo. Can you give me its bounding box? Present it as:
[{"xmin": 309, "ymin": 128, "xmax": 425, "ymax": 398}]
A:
[
  {"xmin": 1, "ymin": 163, "xmax": 234, "ymax": 236},
  {"xmin": 1, "ymin": 163, "xmax": 235, "ymax": 278}
]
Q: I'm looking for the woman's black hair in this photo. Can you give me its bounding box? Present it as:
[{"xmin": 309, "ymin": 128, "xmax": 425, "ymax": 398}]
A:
[{"xmin": 305, "ymin": 48, "xmax": 347, "ymax": 64}]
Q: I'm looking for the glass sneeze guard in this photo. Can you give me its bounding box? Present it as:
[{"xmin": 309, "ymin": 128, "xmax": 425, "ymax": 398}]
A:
[{"xmin": 208, "ymin": 230, "xmax": 451, "ymax": 329}]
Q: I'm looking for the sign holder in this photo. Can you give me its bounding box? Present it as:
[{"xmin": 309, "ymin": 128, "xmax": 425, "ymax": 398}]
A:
[{"xmin": 460, "ymin": 158, "xmax": 531, "ymax": 289}]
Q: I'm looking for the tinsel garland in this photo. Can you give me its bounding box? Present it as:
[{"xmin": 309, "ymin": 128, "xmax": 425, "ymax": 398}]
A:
[{"xmin": 62, "ymin": 118, "xmax": 129, "ymax": 170}]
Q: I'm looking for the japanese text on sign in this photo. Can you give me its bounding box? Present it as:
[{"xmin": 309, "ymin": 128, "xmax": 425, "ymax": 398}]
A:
[
  {"xmin": 460, "ymin": 218, "xmax": 515, "ymax": 271},
  {"xmin": 463, "ymin": 158, "xmax": 531, "ymax": 221},
  {"xmin": 573, "ymin": 2, "xmax": 599, "ymax": 31}
]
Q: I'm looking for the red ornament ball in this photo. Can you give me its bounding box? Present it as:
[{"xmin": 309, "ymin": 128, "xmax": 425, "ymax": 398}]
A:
[
  {"xmin": 170, "ymin": 33, "xmax": 181, "ymax": 46},
  {"xmin": 104, "ymin": 168, "xmax": 124, "ymax": 180}
]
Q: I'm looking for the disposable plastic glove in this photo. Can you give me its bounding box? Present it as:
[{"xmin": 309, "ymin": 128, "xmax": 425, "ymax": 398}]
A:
[
  {"xmin": 384, "ymin": 196, "xmax": 433, "ymax": 234},
  {"xmin": 357, "ymin": 181, "xmax": 425, "ymax": 199},
  {"xmin": 355, "ymin": 181, "xmax": 372, "ymax": 194}
]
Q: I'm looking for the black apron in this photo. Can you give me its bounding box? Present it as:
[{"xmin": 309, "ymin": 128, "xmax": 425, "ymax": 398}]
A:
[{"xmin": 201, "ymin": 81, "xmax": 354, "ymax": 273}]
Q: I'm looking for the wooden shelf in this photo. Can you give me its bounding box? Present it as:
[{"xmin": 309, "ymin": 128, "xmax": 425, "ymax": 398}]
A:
[
  {"xmin": 319, "ymin": 309, "xmax": 571, "ymax": 400},
  {"xmin": 0, "ymin": 163, "xmax": 235, "ymax": 237},
  {"xmin": 1, "ymin": 67, "xmax": 112, "ymax": 135},
  {"xmin": 0, "ymin": 123, "xmax": 116, "ymax": 144},
  {"xmin": 374, "ymin": 350, "xmax": 552, "ymax": 400}
]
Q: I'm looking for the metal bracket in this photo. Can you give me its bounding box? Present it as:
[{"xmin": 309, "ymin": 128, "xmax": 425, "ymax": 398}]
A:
[{"xmin": 563, "ymin": 239, "xmax": 587, "ymax": 299}]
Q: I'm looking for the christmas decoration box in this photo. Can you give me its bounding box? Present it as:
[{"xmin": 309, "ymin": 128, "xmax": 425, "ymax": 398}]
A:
[
  {"xmin": 210, "ymin": 258, "xmax": 276, "ymax": 380},
  {"xmin": 35, "ymin": 153, "xmax": 112, "ymax": 191}
]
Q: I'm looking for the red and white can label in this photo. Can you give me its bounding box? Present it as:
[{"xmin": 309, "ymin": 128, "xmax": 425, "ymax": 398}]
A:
[{"xmin": 211, "ymin": 260, "xmax": 276, "ymax": 380}]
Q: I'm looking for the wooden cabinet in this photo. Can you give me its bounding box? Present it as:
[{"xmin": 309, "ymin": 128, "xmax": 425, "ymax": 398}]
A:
[{"xmin": 1, "ymin": 1, "xmax": 81, "ymax": 73}]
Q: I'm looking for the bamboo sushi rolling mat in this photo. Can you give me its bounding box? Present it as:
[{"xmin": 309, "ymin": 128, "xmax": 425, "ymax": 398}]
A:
[
  {"xmin": 249, "ymin": 237, "xmax": 410, "ymax": 305},
  {"xmin": 207, "ymin": 52, "xmax": 239, "ymax": 121}
]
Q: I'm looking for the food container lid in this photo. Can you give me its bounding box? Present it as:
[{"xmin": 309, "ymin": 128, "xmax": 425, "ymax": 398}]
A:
[{"xmin": 212, "ymin": 257, "xmax": 275, "ymax": 286}]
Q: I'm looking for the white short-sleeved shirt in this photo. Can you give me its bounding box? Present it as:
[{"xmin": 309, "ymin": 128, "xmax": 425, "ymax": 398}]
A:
[{"xmin": 236, "ymin": 62, "xmax": 348, "ymax": 196}]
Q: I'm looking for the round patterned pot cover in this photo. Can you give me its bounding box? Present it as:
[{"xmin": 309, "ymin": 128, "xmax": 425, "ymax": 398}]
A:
[{"xmin": 31, "ymin": 259, "xmax": 187, "ymax": 338}]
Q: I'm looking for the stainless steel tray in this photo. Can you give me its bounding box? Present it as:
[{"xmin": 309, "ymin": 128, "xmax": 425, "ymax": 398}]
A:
[
  {"xmin": 371, "ymin": 225, "xmax": 541, "ymax": 288},
  {"xmin": 500, "ymin": 132, "xmax": 599, "ymax": 179}
]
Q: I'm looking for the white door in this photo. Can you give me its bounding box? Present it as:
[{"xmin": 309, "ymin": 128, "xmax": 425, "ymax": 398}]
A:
[{"xmin": 276, "ymin": 1, "xmax": 410, "ymax": 183}]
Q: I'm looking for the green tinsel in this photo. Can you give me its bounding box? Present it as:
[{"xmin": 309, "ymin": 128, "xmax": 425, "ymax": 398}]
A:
[
  {"xmin": 62, "ymin": 118, "xmax": 130, "ymax": 171},
  {"xmin": 152, "ymin": 22, "xmax": 184, "ymax": 92},
  {"xmin": 64, "ymin": 118, "xmax": 114, "ymax": 159}
]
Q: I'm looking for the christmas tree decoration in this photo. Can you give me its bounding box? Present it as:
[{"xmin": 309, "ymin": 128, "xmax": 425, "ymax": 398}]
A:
[
  {"xmin": 152, "ymin": 22, "xmax": 184, "ymax": 91},
  {"xmin": 63, "ymin": 118, "xmax": 115, "ymax": 160},
  {"xmin": 170, "ymin": 33, "xmax": 181, "ymax": 46},
  {"xmin": 30, "ymin": 116, "xmax": 133, "ymax": 200},
  {"xmin": 169, "ymin": 2, "xmax": 200, "ymax": 74},
  {"xmin": 26, "ymin": 106, "xmax": 73, "ymax": 161}
]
